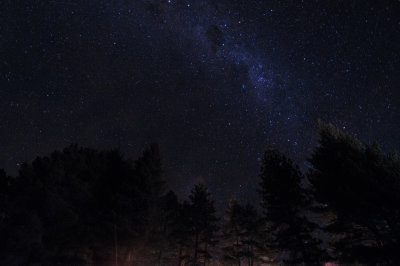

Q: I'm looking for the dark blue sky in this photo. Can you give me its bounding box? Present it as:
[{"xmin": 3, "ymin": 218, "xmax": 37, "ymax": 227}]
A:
[{"xmin": 1, "ymin": 0, "xmax": 399, "ymax": 208}]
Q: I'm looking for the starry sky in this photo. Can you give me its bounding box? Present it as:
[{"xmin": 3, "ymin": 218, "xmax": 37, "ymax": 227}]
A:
[{"xmin": 1, "ymin": 0, "xmax": 399, "ymax": 209}]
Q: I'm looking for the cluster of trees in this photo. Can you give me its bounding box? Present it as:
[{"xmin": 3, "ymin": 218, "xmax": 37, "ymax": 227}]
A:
[
  {"xmin": 1, "ymin": 121, "xmax": 400, "ymax": 265},
  {"xmin": 0, "ymin": 144, "xmax": 219, "ymax": 265}
]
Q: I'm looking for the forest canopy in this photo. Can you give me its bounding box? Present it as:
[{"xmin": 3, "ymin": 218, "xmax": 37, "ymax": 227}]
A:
[{"xmin": 1, "ymin": 122, "xmax": 400, "ymax": 266}]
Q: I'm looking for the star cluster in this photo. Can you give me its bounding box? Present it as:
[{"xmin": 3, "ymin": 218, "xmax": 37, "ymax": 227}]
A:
[{"xmin": 1, "ymin": 0, "xmax": 399, "ymax": 209}]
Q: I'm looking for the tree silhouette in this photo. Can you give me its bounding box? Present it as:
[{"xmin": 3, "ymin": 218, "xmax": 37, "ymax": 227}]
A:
[
  {"xmin": 185, "ymin": 183, "xmax": 219, "ymax": 266},
  {"xmin": 309, "ymin": 121, "xmax": 400, "ymax": 264},
  {"xmin": 0, "ymin": 144, "xmax": 170, "ymax": 265},
  {"xmin": 1, "ymin": 123, "xmax": 400, "ymax": 265},
  {"xmin": 146, "ymin": 190, "xmax": 181, "ymax": 265},
  {"xmin": 222, "ymin": 197, "xmax": 267, "ymax": 266},
  {"xmin": 259, "ymin": 145, "xmax": 321, "ymax": 265}
]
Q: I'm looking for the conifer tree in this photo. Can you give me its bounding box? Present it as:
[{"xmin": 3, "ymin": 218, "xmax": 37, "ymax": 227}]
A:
[
  {"xmin": 186, "ymin": 183, "xmax": 219, "ymax": 266},
  {"xmin": 222, "ymin": 198, "xmax": 267, "ymax": 266},
  {"xmin": 259, "ymin": 145, "xmax": 321, "ymax": 264},
  {"xmin": 147, "ymin": 190, "xmax": 181, "ymax": 266},
  {"xmin": 222, "ymin": 197, "xmax": 244, "ymax": 266},
  {"xmin": 309, "ymin": 121, "xmax": 400, "ymax": 264},
  {"xmin": 0, "ymin": 144, "xmax": 169, "ymax": 265}
]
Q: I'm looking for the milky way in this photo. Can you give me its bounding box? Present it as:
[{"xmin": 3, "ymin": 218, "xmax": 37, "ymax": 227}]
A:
[{"xmin": 1, "ymin": 0, "xmax": 399, "ymax": 210}]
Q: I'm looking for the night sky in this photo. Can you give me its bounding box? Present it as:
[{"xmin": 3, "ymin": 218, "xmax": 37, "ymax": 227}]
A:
[{"xmin": 1, "ymin": 0, "xmax": 399, "ymax": 209}]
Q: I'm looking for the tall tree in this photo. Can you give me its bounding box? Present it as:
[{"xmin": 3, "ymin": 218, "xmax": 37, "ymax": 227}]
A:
[
  {"xmin": 146, "ymin": 190, "xmax": 181, "ymax": 266},
  {"xmin": 173, "ymin": 201, "xmax": 194, "ymax": 266},
  {"xmin": 0, "ymin": 144, "xmax": 169, "ymax": 265},
  {"xmin": 222, "ymin": 197, "xmax": 244, "ymax": 266},
  {"xmin": 186, "ymin": 183, "xmax": 219, "ymax": 266},
  {"xmin": 259, "ymin": 145, "xmax": 321, "ymax": 265},
  {"xmin": 222, "ymin": 197, "xmax": 267, "ymax": 266},
  {"xmin": 239, "ymin": 203, "xmax": 268, "ymax": 266},
  {"xmin": 309, "ymin": 121, "xmax": 400, "ymax": 264},
  {"xmin": 135, "ymin": 143, "xmax": 164, "ymax": 204}
]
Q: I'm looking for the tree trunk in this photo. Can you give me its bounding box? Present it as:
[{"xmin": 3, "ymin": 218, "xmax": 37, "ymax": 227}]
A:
[
  {"xmin": 178, "ymin": 243, "xmax": 183, "ymax": 266},
  {"xmin": 203, "ymin": 243, "xmax": 207, "ymax": 266},
  {"xmin": 247, "ymin": 243, "xmax": 250, "ymax": 266},
  {"xmin": 114, "ymin": 223, "xmax": 118, "ymax": 266},
  {"xmin": 158, "ymin": 248, "xmax": 163, "ymax": 266},
  {"xmin": 236, "ymin": 237, "xmax": 241, "ymax": 266},
  {"xmin": 250, "ymin": 242, "xmax": 254, "ymax": 266},
  {"xmin": 194, "ymin": 232, "xmax": 199, "ymax": 266}
]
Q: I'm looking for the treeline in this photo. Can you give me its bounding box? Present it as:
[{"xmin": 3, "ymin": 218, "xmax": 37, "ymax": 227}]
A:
[{"xmin": 1, "ymin": 122, "xmax": 400, "ymax": 265}]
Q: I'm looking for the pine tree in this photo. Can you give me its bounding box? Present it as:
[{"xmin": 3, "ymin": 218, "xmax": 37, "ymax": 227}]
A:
[
  {"xmin": 222, "ymin": 197, "xmax": 244, "ymax": 266},
  {"xmin": 186, "ymin": 183, "xmax": 219, "ymax": 266},
  {"xmin": 173, "ymin": 201, "xmax": 193, "ymax": 266},
  {"xmin": 222, "ymin": 198, "xmax": 267, "ymax": 266},
  {"xmin": 134, "ymin": 143, "xmax": 165, "ymax": 228},
  {"xmin": 239, "ymin": 203, "xmax": 268, "ymax": 266},
  {"xmin": 0, "ymin": 144, "xmax": 170, "ymax": 265},
  {"xmin": 259, "ymin": 145, "xmax": 321, "ymax": 264},
  {"xmin": 309, "ymin": 121, "xmax": 400, "ymax": 264}
]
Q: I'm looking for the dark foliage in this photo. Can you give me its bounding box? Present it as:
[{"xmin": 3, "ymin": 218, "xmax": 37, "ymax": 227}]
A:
[
  {"xmin": 221, "ymin": 197, "xmax": 267, "ymax": 266},
  {"xmin": 258, "ymin": 145, "xmax": 323, "ymax": 265},
  {"xmin": 0, "ymin": 144, "xmax": 164, "ymax": 265},
  {"xmin": 1, "ymin": 122, "xmax": 400, "ymax": 265},
  {"xmin": 309, "ymin": 121, "xmax": 400, "ymax": 265},
  {"xmin": 184, "ymin": 183, "xmax": 219, "ymax": 266}
]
